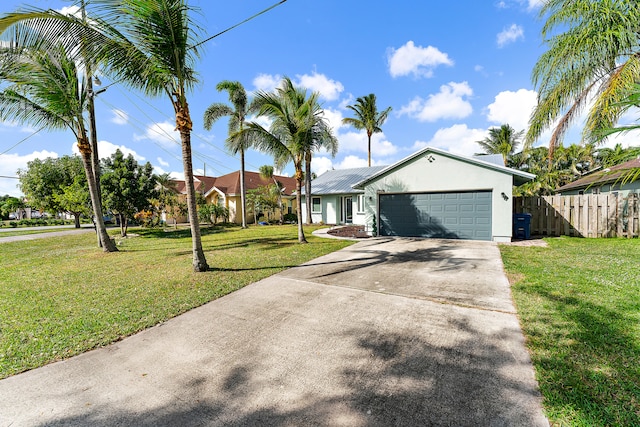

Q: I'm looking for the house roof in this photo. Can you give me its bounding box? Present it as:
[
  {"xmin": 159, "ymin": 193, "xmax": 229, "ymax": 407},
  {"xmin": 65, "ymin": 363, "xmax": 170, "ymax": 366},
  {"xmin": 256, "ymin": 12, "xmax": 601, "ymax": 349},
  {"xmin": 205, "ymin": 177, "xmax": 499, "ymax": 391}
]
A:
[
  {"xmin": 353, "ymin": 146, "xmax": 536, "ymax": 189},
  {"xmin": 302, "ymin": 166, "xmax": 388, "ymax": 195},
  {"xmin": 556, "ymin": 157, "xmax": 640, "ymax": 192},
  {"xmin": 170, "ymin": 171, "xmax": 297, "ymax": 197}
]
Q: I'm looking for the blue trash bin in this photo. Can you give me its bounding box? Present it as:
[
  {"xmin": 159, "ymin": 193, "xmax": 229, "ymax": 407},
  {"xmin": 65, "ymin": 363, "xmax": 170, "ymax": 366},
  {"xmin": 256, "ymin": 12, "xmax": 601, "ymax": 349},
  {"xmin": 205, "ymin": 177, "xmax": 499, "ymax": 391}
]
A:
[{"xmin": 513, "ymin": 213, "xmax": 532, "ymax": 240}]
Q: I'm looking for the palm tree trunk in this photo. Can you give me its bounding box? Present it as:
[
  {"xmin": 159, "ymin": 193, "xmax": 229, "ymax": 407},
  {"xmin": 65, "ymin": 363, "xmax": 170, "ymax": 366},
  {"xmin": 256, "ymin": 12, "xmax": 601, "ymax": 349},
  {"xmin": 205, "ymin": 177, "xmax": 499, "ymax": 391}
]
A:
[
  {"xmin": 305, "ymin": 152, "xmax": 312, "ymax": 224},
  {"xmin": 78, "ymin": 140, "xmax": 117, "ymax": 252},
  {"xmin": 295, "ymin": 170, "xmax": 307, "ymax": 244},
  {"xmin": 367, "ymin": 132, "xmax": 372, "ymax": 167},
  {"xmin": 180, "ymin": 128, "xmax": 209, "ymax": 272},
  {"xmin": 240, "ymin": 149, "xmax": 247, "ymax": 228}
]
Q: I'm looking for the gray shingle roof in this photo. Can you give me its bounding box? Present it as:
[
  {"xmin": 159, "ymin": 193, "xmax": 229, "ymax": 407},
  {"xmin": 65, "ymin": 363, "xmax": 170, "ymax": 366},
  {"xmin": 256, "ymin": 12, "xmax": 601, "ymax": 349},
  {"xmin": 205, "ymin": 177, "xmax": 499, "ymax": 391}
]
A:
[{"xmin": 302, "ymin": 166, "xmax": 388, "ymax": 195}]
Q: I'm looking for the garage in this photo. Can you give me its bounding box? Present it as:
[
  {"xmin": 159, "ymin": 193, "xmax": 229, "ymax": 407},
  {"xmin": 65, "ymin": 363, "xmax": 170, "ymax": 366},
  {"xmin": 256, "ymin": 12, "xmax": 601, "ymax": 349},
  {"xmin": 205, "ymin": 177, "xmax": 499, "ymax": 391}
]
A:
[
  {"xmin": 353, "ymin": 146, "xmax": 535, "ymax": 242},
  {"xmin": 379, "ymin": 191, "xmax": 492, "ymax": 240}
]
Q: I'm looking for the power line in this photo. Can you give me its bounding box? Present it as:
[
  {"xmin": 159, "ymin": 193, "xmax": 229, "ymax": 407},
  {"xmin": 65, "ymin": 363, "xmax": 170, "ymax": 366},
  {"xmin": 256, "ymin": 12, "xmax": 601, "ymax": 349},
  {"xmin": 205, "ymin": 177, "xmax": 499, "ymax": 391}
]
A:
[
  {"xmin": 0, "ymin": 126, "xmax": 46, "ymax": 156},
  {"xmin": 190, "ymin": 0, "xmax": 287, "ymax": 50}
]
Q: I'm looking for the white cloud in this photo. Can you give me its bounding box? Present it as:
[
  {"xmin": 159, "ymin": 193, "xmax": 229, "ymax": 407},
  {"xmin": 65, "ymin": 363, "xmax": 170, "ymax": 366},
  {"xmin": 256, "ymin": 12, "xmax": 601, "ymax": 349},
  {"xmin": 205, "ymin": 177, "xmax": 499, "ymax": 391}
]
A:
[
  {"xmin": 253, "ymin": 73, "xmax": 281, "ymax": 93},
  {"xmin": 486, "ymin": 88, "xmax": 537, "ymax": 130},
  {"xmin": 133, "ymin": 121, "xmax": 180, "ymax": 149},
  {"xmin": 497, "ymin": 24, "xmax": 524, "ymax": 48},
  {"xmin": 0, "ymin": 150, "xmax": 59, "ymax": 197},
  {"xmin": 71, "ymin": 140, "xmax": 145, "ymax": 162},
  {"xmin": 527, "ymin": 0, "xmax": 544, "ymax": 10},
  {"xmin": 323, "ymin": 107, "xmax": 344, "ymax": 134},
  {"xmin": 110, "ymin": 109, "xmax": 128, "ymax": 125},
  {"xmin": 157, "ymin": 157, "xmax": 170, "ymax": 167},
  {"xmin": 387, "ymin": 41, "xmax": 453, "ymax": 78},
  {"xmin": 398, "ymin": 81, "xmax": 473, "ymax": 122},
  {"xmin": 58, "ymin": 5, "xmax": 82, "ymax": 17},
  {"xmin": 311, "ymin": 156, "xmax": 334, "ymax": 176},
  {"xmin": 414, "ymin": 124, "xmax": 488, "ymax": 157},
  {"xmin": 296, "ymin": 72, "xmax": 344, "ymax": 101},
  {"xmin": 337, "ymin": 131, "xmax": 398, "ymax": 157}
]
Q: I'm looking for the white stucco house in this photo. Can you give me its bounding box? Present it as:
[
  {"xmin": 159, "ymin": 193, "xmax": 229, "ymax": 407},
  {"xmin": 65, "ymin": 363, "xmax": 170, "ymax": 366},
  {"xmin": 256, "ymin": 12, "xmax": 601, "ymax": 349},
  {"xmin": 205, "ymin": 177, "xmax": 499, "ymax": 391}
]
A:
[
  {"xmin": 304, "ymin": 146, "xmax": 535, "ymax": 242},
  {"xmin": 301, "ymin": 166, "xmax": 387, "ymax": 226}
]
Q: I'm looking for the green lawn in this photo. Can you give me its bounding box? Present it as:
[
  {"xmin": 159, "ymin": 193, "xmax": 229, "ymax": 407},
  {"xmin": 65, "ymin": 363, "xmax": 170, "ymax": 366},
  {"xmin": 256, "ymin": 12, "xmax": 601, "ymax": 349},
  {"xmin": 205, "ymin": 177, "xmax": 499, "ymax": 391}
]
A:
[
  {"xmin": 500, "ymin": 237, "xmax": 640, "ymax": 427},
  {"xmin": 0, "ymin": 224, "xmax": 353, "ymax": 379}
]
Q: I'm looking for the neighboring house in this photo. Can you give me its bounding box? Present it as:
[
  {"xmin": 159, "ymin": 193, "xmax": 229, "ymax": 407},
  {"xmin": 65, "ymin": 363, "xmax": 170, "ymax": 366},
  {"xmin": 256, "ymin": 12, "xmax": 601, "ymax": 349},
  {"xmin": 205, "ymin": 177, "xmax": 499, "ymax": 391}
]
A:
[
  {"xmin": 556, "ymin": 158, "xmax": 640, "ymax": 196},
  {"xmin": 170, "ymin": 171, "xmax": 297, "ymax": 224},
  {"xmin": 353, "ymin": 146, "xmax": 535, "ymax": 242},
  {"xmin": 300, "ymin": 166, "xmax": 387, "ymax": 226}
]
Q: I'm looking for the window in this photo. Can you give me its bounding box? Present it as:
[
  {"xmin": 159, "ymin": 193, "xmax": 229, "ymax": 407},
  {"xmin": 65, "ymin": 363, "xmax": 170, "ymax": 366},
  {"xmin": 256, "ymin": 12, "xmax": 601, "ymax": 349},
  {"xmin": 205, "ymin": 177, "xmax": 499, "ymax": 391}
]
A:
[
  {"xmin": 311, "ymin": 197, "xmax": 322, "ymax": 213},
  {"xmin": 356, "ymin": 194, "xmax": 365, "ymax": 213}
]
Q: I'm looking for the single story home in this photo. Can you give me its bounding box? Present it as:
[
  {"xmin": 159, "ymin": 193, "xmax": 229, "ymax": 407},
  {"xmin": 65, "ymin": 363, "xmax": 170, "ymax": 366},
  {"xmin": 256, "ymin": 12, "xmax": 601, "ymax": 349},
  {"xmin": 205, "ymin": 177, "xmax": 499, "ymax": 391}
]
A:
[
  {"xmin": 301, "ymin": 166, "xmax": 387, "ymax": 226},
  {"xmin": 304, "ymin": 146, "xmax": 535, "ymax": 242},
  {"xmin": 170, "ymin": 171, "xmax": 297, "ymax": 224},
  {"xmin": 556, "ymin": 157, "xmax": 640, "ymax": 195}
]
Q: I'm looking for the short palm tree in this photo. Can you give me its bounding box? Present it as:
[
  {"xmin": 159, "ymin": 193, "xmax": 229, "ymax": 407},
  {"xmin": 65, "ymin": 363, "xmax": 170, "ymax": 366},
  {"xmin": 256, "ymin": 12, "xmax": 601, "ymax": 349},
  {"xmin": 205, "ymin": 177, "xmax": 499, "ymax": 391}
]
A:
[
  {"xmin": 342, "ymin": 93, "xmax": 392, "ymax": 167},
  {"xmin": 259, "ymin": 164, "xmax": 284, "ymax": 225},
  {"xmin": 0, "ymin": 33, "xmax": 117, "ymax": 252},
  {"xmin": 203, "ymin": 81, "xmax": 252, "ymax": 228},
  {"xmin": 244, "ymin": 77, "xmax": 326, "ymax": 243},
  {"xmin": 476, "ymin": 124, "xmax": 524, "ymax": 165},
  {"xmin": 527, "ymin": 0, "xmax": 640, "ymax": 158}
]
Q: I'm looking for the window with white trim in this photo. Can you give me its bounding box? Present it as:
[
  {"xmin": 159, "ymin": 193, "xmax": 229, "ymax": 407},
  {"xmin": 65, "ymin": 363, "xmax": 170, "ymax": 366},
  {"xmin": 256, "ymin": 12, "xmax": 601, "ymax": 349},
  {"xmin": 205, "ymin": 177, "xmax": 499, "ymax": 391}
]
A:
[
  {"xmin": 356, "ymin": 194, "xmax": 365, "ymax": 213},
  {"xmin": 311, "ymin": 197, "xmax": 322, "ymax": 213}
]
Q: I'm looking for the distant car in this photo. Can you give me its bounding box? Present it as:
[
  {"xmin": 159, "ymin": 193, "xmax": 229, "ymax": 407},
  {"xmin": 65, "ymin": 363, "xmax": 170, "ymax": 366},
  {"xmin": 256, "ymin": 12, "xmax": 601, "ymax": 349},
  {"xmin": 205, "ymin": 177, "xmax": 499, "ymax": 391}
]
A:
[{"xmin": 8, "ymin": 213, "xmax": 16, "ymax": 220}]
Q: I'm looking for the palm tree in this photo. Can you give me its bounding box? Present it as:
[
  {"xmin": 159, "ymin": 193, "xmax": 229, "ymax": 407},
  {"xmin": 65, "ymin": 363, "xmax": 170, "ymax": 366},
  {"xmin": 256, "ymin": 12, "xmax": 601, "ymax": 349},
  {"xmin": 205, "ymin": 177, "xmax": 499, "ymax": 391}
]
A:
[
  {"xmin": 89, "ymin": 0, "xmax": 209, "ymax": 271},
  {"xmin": 203, "ymin": 81, "xmax": 252, "ymax": 228},
  {"xmin": 476, "ymin": 124, "xmax": 524, "ymax": 165},
  {"xmin": 259, "ymin": 165, "xmax": 284, "ymax": 225},
  {"xmin": 527, "ymin": 0, "xmax": 640, "ymax": 158},
  {"xmin": 0, "ymin": 35, "xmax": 117, "ymax": 252},
  {"xmin": 342, "ymin": 93, "xmax": 392, "ymax": 167},
  {"xmin": 243, "ymin": 77, "xmax": 325, "ymax": 243}
]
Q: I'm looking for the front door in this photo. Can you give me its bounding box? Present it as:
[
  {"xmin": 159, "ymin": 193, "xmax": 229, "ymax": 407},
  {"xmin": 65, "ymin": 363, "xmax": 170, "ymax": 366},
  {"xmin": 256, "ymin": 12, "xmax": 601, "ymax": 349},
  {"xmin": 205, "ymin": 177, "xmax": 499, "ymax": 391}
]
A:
[{"xmin": 342, "ymin": 196, "xmax": 353, "ymax": 223}]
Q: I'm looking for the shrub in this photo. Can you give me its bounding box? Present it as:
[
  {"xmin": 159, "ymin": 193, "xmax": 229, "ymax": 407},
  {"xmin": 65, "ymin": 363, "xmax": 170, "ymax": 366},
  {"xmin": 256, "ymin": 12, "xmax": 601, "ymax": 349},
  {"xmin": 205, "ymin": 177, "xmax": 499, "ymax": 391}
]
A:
[{"xmin": 283, "ymin": 213, "xmax": 297, "ymax": 223}]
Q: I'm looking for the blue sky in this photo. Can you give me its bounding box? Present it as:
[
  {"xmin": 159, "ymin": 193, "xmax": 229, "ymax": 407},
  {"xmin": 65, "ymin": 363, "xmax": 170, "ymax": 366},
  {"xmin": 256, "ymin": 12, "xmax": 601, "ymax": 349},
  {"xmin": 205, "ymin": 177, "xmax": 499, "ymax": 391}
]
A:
[{"xmin": 1, "ymin": 0, "xmax": 636, "ymax": 197}]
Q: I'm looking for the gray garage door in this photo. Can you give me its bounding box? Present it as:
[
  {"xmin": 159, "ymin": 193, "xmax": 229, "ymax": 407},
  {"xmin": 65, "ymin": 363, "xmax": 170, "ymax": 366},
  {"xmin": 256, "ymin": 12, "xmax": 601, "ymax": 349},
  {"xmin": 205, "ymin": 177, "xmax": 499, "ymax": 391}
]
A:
[{"xmin": 379, "ymin": 191, "xmax": 492, "ymax": 240}]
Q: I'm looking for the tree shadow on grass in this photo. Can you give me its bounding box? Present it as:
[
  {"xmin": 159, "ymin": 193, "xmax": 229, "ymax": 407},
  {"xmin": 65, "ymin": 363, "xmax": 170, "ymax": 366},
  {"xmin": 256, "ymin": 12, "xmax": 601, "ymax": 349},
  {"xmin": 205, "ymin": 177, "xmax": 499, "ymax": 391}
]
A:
[{"xmin": 522, "ymin": 289, "xmax": 640, "ymax": 426}]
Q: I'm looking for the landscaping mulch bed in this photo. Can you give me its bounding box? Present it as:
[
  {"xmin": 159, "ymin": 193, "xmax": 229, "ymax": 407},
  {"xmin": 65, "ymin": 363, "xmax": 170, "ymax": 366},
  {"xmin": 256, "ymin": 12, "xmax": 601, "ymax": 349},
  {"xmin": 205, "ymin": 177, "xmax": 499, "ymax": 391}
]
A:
[{"xmin": 326, "ymin": 225, "xmax": 370, "ymax": 238}]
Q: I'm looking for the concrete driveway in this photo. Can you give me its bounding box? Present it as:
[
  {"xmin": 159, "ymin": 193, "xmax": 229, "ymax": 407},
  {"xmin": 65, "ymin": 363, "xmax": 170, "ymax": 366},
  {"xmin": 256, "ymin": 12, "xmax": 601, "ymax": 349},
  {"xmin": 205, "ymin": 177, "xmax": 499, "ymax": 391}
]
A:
[{"xmin": 0, "ymin": 237, "xmax": 548, "ymax": 427}]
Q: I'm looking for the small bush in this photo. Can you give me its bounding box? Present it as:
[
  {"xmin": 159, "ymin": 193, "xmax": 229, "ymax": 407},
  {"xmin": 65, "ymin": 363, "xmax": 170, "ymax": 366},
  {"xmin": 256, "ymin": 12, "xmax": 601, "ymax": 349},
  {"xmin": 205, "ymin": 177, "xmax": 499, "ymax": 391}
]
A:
[{"xmin": 283, "ymin": 213, "xmax": 297, "ymax": 223}]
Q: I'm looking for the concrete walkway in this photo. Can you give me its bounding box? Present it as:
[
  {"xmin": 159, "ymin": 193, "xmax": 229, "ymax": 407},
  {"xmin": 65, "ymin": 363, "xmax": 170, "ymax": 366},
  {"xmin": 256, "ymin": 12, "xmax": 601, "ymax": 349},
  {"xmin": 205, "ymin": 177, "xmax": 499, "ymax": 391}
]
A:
[
  {"xmin": 0, "ymin": 225, "xmax": 94, "ymax": 244},
  {"xmin": 0, "ymin": 238, "xmax": 548, "ymax": 426}
]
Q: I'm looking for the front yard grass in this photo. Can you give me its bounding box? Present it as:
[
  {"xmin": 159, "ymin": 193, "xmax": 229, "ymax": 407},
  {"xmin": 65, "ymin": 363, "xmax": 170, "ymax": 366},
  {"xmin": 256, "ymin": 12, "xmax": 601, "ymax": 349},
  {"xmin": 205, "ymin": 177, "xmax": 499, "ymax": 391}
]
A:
[
  {"xmin": 500, "ymin": 237, "xmax": 640, "ymax": 426},
  {"xmin": 0, "ymin": 224, "xmax": 353, "ymax": 379}
]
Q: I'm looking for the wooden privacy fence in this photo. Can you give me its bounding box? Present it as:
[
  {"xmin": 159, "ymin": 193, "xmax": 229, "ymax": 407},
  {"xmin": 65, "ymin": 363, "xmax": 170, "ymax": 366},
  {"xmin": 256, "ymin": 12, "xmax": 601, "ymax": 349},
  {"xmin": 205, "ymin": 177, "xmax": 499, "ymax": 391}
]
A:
[{"xmin": 513, "ymin": 194, "xmax": 640, "ymax": 238}]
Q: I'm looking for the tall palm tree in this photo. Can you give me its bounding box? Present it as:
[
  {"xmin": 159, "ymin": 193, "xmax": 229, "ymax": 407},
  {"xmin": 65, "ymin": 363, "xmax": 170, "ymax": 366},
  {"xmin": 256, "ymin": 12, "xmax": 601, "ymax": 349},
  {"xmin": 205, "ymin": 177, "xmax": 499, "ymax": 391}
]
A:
[
  {"xmin": 527, "ymin": 0, "xmax": 640, "ymax": 158},
  {"xmin": 342, "ymin": 93, "xmax": 392, "ymax": 167},
  {"xmin": 243, "ymin": 77, "xmax": 325, "ymax": 243},
  {"xmin": 0, "ymin": 35, "xmax": 117, "ymax": 252},
  {"xmin": 476, "ymin": 124, "xmax": 524, "ymax": 165},
  {"xmin": 0, "ymin": 1, "xmax": 209, "ymax": 269},
  {"xmin": 203, "ymin": 81, "xmax": 252, "ymax": 228},
  {"xmin": 89, "ymin": 0, "xmax": 209, "ymax": 271}
]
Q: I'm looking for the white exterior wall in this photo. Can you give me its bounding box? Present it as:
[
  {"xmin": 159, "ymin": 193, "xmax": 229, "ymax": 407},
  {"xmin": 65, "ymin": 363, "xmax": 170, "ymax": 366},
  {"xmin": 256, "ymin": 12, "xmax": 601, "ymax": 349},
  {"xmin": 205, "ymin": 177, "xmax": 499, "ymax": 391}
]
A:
[
  {"xmin": 302, "ymin": 194, "xmax": 367, "ymax": 226},
  {"xmin": 362, "ymin": 151, "xmax": 514, "ymax": 242}
]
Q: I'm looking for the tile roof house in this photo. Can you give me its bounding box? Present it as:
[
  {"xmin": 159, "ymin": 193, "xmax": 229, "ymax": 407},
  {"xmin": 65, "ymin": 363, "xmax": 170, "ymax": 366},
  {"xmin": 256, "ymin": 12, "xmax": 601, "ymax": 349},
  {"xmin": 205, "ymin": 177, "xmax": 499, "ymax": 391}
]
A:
[
  {"xmin": 556, "ymin": 158, "xmax": 640, "ymax": 195},
  {"xmin": 169, "ymin": 171, "xmax": 296, "ymax": 224}
]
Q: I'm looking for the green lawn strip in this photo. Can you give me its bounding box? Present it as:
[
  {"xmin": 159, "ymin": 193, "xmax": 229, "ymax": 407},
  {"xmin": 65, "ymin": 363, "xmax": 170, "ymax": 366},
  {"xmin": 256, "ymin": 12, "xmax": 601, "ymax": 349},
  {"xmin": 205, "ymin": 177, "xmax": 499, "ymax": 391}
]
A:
[
  {"xmin": 0, "ymin": 224, "xmax": 353, "ymax": 378},
  {"xmin": 500, "ymin": 237, "xmax": 640, "ymax": 426}
]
